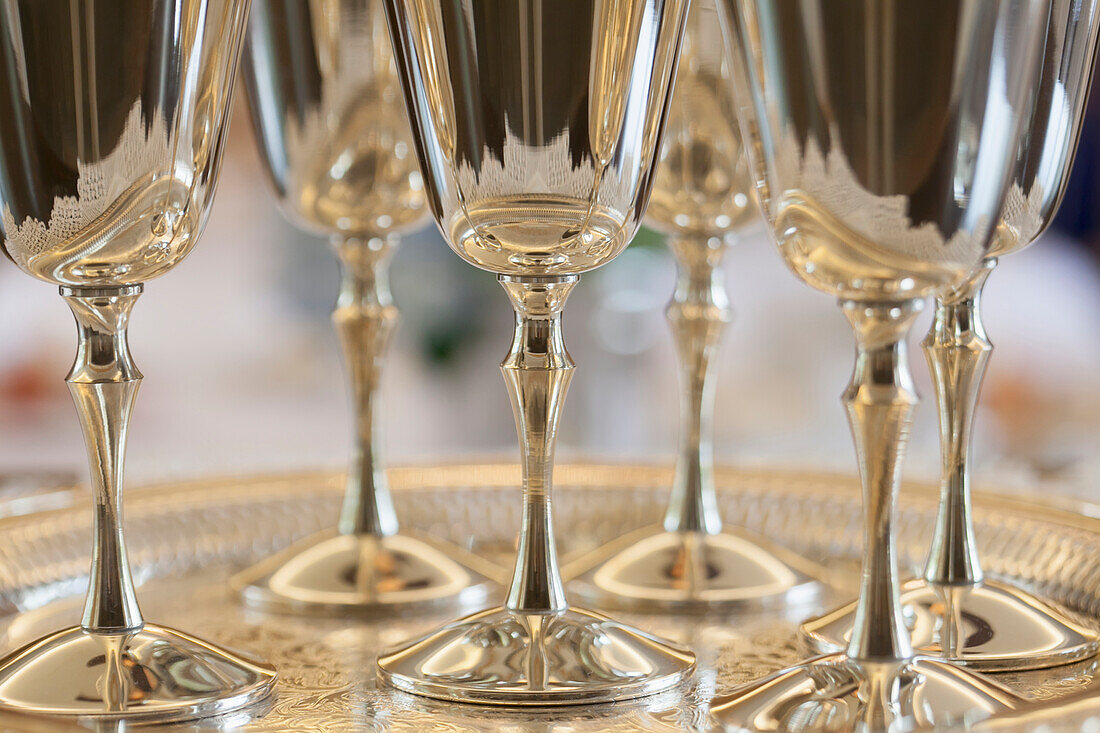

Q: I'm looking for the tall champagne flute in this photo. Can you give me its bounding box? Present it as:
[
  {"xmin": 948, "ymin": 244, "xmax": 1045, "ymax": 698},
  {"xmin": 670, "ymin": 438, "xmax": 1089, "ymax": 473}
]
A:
[
  {"xmin": 0, "ymin": 0, "xmax": 276, "ymax": 722},
  {"xmin": 711, "ymin": 0, "xmax": 1047, "ymax": 728},
  {"xmin": 801, "ymin": 0, "xmax": 1100, "ymax": 671},
  {"xmin": 231, "ymin": 0, "xmax": 493, "ymax": 615},
  {"xmin": 376, "ymin": 0, "xmax": 696, "ymax": 704},
  {"xmin": 569, "ymin": 0, "xmax": 819, "ymax": 613}
]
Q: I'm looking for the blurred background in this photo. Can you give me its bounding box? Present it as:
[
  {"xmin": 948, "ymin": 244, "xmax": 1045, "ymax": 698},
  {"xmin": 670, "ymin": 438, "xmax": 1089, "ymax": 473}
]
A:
[{"xmin": 0, "ymin": 88, "xmax": 1099, "ymax": 502}]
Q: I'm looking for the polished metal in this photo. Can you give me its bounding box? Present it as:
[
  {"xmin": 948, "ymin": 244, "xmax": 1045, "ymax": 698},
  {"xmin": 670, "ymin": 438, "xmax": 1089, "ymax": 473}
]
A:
[
  {"xmin": 715, "ymin": 0, "xmax": 1048, "ymax": 725},
  {"xmin": 804, "ymin": 578, "xmax": 1100, "ymax": 673},
  {"xmin": 499, "ymin": 276, "xmax": 576, "ymax": 615},
  {"xmin": 378, "ymin": 605, "xmax": 696, "ymax": 706},
  {"xmin": 711, "ymin": 654, "xmax": 1022, "ymax": 732},
  {"xmin": 63, "ymin": 287, "xmax": 144, "ymax": 636},
  {"xmin": 0, "ymin": 625, "xmax": 275, "ymax": 724},
  {"xmin": 568, "ymin": 526, "xmax": 821, "ymax": 612},
  {"xmin": 800, "ymin": 0, "xmax": 1100, "ymax": 671},
  {"xmin": 234, "ymin": 0, "xmax": 492, "ymax": 614},
  {"xmin": 664, "ymin": 233, "xmax": 732, "ymax": 537},
  {"xmin": 841, "ymin": 300, "xmax": 923, "ymax": 663},
  {"xmin": 235, "ymin": 530, "xmax": 498, "ymax": 616},
  {"xmin": 334, "ymin": 234, "xmax": 400, "ymax": 538},
  {"xmin": 377, "ymin": 278, "xmax": 696, "ymax": 704},
  {"xmin": 0, "ymin": 0, "xmax": 276, "ymax": 721},
  {"xmin": 570, "ymin": 0, "xmax": 818, "ymax": 613},
  {"xmin": 379, "ymin": 0, "xmax": 694, "ymax": 702},
  {"xmin": 4, "ymin": 463, "xmax": 1100, "ymax": 730}
]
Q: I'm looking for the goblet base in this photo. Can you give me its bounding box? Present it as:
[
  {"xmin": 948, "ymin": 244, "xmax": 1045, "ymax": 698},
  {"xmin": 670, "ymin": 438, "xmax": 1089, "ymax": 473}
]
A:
[
  {"xmin": 568, "ymin": 525, "xmax": 820, "ymax": 613},
  {"xmin": 232, "ymin": 530, "xmax": 494, "ymax": 615},
  {"xmin": 377, "ymin": 605, "xmax": 695, "ymax": 705},
  {"xmin": 710, "ymin": 653, "xmax": 1022, "ymax": 731},
  {"xmin": 0, "ymin": 623, "xmax": 276, "ymax": 722},
  {"xmin": 800, "ymin": 578, "xmax": 1100, "ymax": 671}
]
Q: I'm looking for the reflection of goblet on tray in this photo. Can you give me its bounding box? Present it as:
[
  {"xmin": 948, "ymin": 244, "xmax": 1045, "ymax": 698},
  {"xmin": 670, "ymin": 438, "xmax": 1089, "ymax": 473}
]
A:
[
  {"xmin": 231, "ymin": 0, "xmax": 494, "ymax": 617},
  {"xmin": 375, "ymin": 0, "xmax": 696, "ymax": 705},
  {"xmin": 712, "ymin": 0, "xmax": 1054, "ymax": 728},
  {"xmin": 569, "ymin": 0, "xmax": 820, "ymax": 614},
  {"xmin": 0, "ymin": 0, "xmax": 274, "ymax": 722}
]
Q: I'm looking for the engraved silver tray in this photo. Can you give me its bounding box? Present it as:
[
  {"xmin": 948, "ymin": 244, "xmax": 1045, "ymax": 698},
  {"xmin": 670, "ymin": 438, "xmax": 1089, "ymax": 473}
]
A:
[{"xmin": 0, "ymin": 462, "xmax": 1098, "ymax": 731}]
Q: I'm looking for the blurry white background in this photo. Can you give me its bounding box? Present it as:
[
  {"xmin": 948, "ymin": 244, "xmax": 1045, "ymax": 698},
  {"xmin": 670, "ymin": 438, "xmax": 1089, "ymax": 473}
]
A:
[{"xmin": 0, "ymin": 109, "xmax": 1098, "ymax": 501}]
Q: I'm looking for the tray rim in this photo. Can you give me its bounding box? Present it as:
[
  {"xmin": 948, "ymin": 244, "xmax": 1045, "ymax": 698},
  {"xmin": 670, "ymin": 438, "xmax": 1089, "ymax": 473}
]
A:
[{"xmin": 1, "ymin": 459, "xmax": 1097, "ymax": 536}]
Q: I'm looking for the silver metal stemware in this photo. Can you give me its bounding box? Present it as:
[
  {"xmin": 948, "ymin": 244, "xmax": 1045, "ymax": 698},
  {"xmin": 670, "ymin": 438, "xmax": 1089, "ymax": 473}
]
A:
[
  {"xmin": 801, "ymin": 0, "xmax": 1100, "ymax": 672},
  {"xmin": 568, "ymin": 0, "xmax": 820, "ymax": 614},
  {"xmin": 0, "ymin": 0, "xmax": 275, "ymax": 721},
  {"xmin": 712, "ymin": 0, "xmax": 1049, "ymax": 727},
  {"xmin": 375, "ymin": 0, "xmax": 696, "ymax": 705},
  {"xmin": 231, "ymin": 0, "xmax": 494, "ymax": 616}
]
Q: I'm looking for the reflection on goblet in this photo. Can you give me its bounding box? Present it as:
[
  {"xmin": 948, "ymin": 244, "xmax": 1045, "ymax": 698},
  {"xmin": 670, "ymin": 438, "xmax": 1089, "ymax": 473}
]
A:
[
  {"xmin": 801, "ymin": 0, "xmax": 1100, "ymax": 671},
  {"xmin": 231, "ymin": 0, "xmax": 494, "ymax": 616},
  {"xmin": 711, "ymin": 0, "xmax": 1047, "ymax": 729},
  {"xmin": 568, "ymin": 0, "xmax": 819, "ymax": 614},
  {"xmin": 0, "ymin": 0, "xmax": 275, "ymax": 722},
  {"xmin": 376, "ymin": 0, "xmax": 696, "ymax": 705}
]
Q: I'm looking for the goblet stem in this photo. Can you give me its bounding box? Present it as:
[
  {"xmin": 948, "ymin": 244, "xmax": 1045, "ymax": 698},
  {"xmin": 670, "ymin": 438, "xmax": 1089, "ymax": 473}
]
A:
[
  {"xmin": 332, "ymin": 234, "xmax": 400, "ymax": 537},
  {"xmin": 663, "ymin": 235, "xmax": 731, "ymax": 535},
  {"xmin": 842, "ymin": 299, "xmax": 922, "ymax": 662},
  {"xmin": 922, "ymin": 259, "xmax": 996, "ymax": 588},
  {"xmin": 499, "ymin": 274, "xmax": 577, "ymax": 614},
  {"xmin": 62, "ymin": 285, "xmax": 145, "ymax": 634}
]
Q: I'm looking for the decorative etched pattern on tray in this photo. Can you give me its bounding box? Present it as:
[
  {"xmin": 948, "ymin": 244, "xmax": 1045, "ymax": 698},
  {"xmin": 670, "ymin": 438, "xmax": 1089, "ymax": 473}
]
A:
[{"xmin": 0, "ymin": 463, "xmax": 1098, "ymax": 730}]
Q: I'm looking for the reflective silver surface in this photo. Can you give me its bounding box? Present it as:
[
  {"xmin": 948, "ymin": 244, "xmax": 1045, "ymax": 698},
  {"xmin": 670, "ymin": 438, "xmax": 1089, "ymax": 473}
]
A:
[
  {"xmin": 378, "ymin": 606, "xmax": 695, "ymax": 705},
  {"xmin": 384, "ymin": 0, "xmax": 689, "ymax": 276},
  {"xmin": 0, "ymin": 1, "xmax": 245, "ymax": 287},
  {"xmin": 804, "ymin": 578, "xmax": 1099, "ymax": 672},
  {"xmin": 722, "ymin": 0, "xmax": 1047, "ymax": 724},
  {"xmin": 1, "ymin": 464, "xmax": 1098, "ymax": 730},
  {"xmin": 568, "ymin": 526, "xmax": 820, "ymax": 612},
  {"xmin": 711, "ymin": 654, "xmax": 1021, "ymax": 731},
  {"xmin": 802, "ymin": 0, "xmax": 1100, "ymax": 672},
  {"xmin": 237, "ymin": 0, "xmax": 488, "ymax": 615},
  {"xmin": 570, "ymin": 0, "xmax": 819, "ymax": 613},
  {"xmin": 0, "ymin": 624, "xmax": 275, "ymax": 723},
  {"xmin": 380, "ymin": 0, "xmax": 695, "ymax": 705},
  {"xmin": 233, "ymin": 530, "xmax": 495, "ymax": 615},
  {"xmin": 0, "ymin": 0, "xmax": 276, "ymax": 721}
]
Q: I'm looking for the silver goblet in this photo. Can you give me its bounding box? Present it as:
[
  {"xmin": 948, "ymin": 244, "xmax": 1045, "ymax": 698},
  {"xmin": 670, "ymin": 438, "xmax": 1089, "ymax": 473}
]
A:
[
  {"xmin": 0, "ymin": 0, "xmax": 275, "ymax": 722},
  {"xmin": 376, "ymin": 0, "xmax": 696, "ymax": 705},
  {"xmin": 569, "ymin": 0, "xmax": 820, "ymax": 613},
  {"xmin": 231, "ymin": 0, "xmax": 493, "ymax": 615},
  {"xmin": 801, "ymin": 0, "xmax": 1100, "ymax": 672},
  {"xmin": 712, "ymin": 0, "xmax": 1048, "ymax": 728}
]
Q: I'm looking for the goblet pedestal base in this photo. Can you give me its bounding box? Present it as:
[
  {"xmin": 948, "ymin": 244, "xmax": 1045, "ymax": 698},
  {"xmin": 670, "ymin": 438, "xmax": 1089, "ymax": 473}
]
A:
[
  {"xmin": 710, "ymin": 653, "xmax": 1022, "ymax": 731},
  {"xmin": 568, "ymin": 526, "xmax": 820, "ymax": 613},
  {"xmin": 0, "ymin": 623, "xmax": 276, "ymax": 722},
  {"xmin": 800, "ymin": 578, "xmax": 1100, "ymax": 671},
  {"xmin": 233, "ymin": 530, "xmax": 494, "ymax": 615},
  {"xmin": 377, "ymin": 606, "xmax": 695, "ymax": 705}
]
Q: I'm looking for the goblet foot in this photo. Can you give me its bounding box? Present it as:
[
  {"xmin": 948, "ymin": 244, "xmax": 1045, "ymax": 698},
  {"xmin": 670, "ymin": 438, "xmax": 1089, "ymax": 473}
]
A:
[
  {"xmin": 710, "ymin": 653, "xmax": 1021, "ymax": 731},
  {"xmin": 233, "ymin": 530, "xmax": 494, "ymax": 615},
  {"xmin": 377, "ymin": 605, "xmax": 695, "ymax": 705},
  {"xmin": 800, "ymin": 578, "xmax": 1100, "ymax": 671},
  {"xmin": 568, "ymin": 525, "xmax": 820, "ymax": 612},
  {"xmin": 0, "ymin": 624, "xmax": 275, "ymax": 723}
]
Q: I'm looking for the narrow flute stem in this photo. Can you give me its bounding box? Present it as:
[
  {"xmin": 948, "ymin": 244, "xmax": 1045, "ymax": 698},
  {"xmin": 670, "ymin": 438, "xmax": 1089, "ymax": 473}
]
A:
[
  {"xmin": 663, "ymin": 234, "xmax": 732, "ymax": 535},
  {"xmin": 842, "ymin": 299, "xmax": 922, "ymax": 663},
  {"xmin": 922, "ymin": 259, "xmax": 996, "ymax": 587},
  {"xmin": 62, "ymin": 285, "xmax": 144, "ymax": 634},
  {"xmin": 499, "ymin": 275, "xmax": 577, "ymax": 614},
  {"xmin": 332, "ymin": 234, "xmax": 399, "ymax": 537}
]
